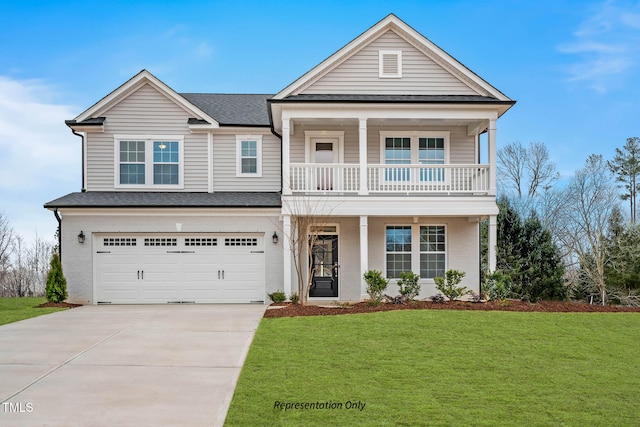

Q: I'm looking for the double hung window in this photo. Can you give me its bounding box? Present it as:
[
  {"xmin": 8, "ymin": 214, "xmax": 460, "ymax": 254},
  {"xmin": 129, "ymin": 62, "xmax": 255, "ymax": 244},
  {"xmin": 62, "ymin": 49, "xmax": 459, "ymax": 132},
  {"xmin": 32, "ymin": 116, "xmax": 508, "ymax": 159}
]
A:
[
  {"xmin": 236, "ymin": 135, "xmax": 262, "ymax": 177},
  {"xmin": 115, "ymin": 136, "xmax": 183, "ymax": 188},
  {"xmin": 385, "ymin": 225, "xmax": 446, "ymax": 280},
  {"xmin": 381, "ymin": 132, "xmax": 449, "ymax": 184}
]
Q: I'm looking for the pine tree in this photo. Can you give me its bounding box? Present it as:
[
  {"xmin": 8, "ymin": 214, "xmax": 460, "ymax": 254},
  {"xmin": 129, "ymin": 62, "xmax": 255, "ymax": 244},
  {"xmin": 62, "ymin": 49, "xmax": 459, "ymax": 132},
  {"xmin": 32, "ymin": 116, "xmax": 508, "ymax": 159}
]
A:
[
  {"xmin": 608, "ymin": 137, "xmax": 640, "ymax": 223},
  {"xmin": 46, "ymin": 252, "xmax": 67, "ymax": 303}
]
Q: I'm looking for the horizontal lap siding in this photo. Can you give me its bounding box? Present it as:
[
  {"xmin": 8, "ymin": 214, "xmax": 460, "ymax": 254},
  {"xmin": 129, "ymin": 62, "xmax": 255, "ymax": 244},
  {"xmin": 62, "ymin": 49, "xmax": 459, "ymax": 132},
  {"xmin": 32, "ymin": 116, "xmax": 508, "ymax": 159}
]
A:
[
  {"xmin": 212, "ymin": 132, "xmax": 280, "ymax": 191},
  {"xmin": 302, "ymin": 30, "xmax": 478, "ymax": 95},
  {"xmin": 86, "ymin": 84, "xmax": 208, "ymax": 191},
  {"xmin": 290, "ymin": 125, "xmax": 475, "ymax": 165}
]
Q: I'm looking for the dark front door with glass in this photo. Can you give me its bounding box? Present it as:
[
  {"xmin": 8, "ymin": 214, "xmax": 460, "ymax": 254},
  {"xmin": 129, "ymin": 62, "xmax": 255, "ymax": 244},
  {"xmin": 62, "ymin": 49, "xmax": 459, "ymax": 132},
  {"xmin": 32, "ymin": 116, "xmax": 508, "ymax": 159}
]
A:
[{"xmin": 309, "ymin": 235, "xmax": 338, "ymax": 297}]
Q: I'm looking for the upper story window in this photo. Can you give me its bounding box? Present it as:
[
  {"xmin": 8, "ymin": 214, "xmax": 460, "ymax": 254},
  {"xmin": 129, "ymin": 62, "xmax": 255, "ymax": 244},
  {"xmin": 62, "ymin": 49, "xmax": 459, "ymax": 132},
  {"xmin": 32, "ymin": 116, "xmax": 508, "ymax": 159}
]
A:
[
  {"xmin": 115, "ymin": 135, "xmax": 184, "ymax": 188},
  {"xmin": 379, "ymin": 50, "xmax": 402, "ymax": 78},
  {"xmin": 236, "ymin": 135, "xmax": 262, "ymax": 177},
  {"xmin": 380, "ymin": 132, "xmax": 449, "ymax": 182}
]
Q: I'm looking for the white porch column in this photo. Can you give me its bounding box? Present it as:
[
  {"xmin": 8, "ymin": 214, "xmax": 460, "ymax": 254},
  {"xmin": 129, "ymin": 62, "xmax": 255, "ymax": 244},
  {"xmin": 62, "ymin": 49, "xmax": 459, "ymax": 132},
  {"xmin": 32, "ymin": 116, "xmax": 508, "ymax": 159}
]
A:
[
  {"xmin": 360, "ymin": 215, "xmax": 368, "ymax": 299},
  {"xmin": 488, "ymin": 215, "xmax": 497, "ymax": 272},
  {"xmin": 358, "ymin": 118, "xmax": 368, "ymax": 195},
  {"xmin": 488, "ymin": 119, "xmax": 497, "ymax": 196},
  {"xmin": 282, "ymin": 118, "xmax": 291, "ymax": 195},
  {"xmin": 283, "ymin": 215, "xmax": 292, "ymax": 295}
]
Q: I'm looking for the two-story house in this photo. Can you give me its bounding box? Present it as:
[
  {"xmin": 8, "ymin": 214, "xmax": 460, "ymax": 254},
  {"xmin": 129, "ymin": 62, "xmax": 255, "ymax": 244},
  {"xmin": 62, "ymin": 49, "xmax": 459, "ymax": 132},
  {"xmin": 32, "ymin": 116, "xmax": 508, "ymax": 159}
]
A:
[{"xmin": 45, "ymin": 14, "xmax": 514, "ymax": 304}]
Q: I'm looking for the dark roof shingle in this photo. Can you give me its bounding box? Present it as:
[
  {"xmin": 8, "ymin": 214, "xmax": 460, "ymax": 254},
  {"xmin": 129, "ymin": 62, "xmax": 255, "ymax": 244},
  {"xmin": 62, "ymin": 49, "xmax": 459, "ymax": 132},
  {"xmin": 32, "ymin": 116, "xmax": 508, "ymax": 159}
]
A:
[
  {"xmin": 44, "ymin": 192, "xmax": 282, "ymax": 208},
  {"xmin": 180, "ymin": 93, "xmax": 273, "ymax": 126}
]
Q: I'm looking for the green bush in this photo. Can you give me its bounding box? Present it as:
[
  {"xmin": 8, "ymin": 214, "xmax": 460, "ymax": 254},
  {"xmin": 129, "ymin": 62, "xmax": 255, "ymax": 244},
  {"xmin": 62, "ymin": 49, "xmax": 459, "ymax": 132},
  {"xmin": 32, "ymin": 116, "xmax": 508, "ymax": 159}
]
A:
[
  {"xmin": 268, "ymin": 290, "xmax": 287, "ymax": 303},
  {"xmin": 289, "ymin": 292, "xmax": 299, "ymax": 305},
  {"xmin": 46, "ymin": 252, "xmax": 67, "ymax": 303},
  {"xmin": 397, "ymin": 271, "xmax": 421, "ymax": 302},
  {"xmin": 434, "ymin": 269, "xmax": 469, "ymax": 301},
  {"xmin": 484, "ymin": 270, "xmax": 513, "ymax": 301},
  {"xmin": 363, "ymin": 270, "xmax": 389, "ymax": 305}
]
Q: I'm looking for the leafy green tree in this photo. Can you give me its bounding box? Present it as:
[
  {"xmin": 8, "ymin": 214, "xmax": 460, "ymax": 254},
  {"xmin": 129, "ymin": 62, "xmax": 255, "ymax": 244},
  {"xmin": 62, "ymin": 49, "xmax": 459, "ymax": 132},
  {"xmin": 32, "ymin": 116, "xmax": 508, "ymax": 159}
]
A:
[
  {"xmin": 46, "ymin": 252, "xmax": 67, "ymax": 303},
  {"xmin": 608, "ymin": 137, "xmax": 640, "ymax": 223}
]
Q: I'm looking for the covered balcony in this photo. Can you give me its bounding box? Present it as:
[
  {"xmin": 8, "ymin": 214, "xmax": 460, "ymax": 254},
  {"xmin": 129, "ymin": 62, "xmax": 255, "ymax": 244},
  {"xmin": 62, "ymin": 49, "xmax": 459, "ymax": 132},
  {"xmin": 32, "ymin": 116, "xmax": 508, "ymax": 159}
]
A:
[{"xmin": 288, "ymin": 163, "xmax": 490, "ymax": 195}]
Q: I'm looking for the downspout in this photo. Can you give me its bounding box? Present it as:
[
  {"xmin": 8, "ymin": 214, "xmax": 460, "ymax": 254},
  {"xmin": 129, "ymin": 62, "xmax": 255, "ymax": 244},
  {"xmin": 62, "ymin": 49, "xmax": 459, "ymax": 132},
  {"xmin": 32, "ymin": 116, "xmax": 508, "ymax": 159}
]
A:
[
  {"xmin": 71, "ymin": 129, "xmax": 86, "ymax": 192},
  {"xmin": 266, "ymin": 99, "xmax": 283, "ymax": 193},
  {"xmin": 54, "ymin": 208, "xmax": 62, "ymax": 258}
]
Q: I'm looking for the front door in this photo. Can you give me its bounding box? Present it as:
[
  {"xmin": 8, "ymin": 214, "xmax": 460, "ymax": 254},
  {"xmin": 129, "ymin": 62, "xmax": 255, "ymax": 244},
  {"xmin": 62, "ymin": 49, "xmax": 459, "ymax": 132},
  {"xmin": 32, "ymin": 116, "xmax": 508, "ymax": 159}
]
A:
[{"xmin": 309, "ymin": 235, "xmax": 339, "ymax": 297}]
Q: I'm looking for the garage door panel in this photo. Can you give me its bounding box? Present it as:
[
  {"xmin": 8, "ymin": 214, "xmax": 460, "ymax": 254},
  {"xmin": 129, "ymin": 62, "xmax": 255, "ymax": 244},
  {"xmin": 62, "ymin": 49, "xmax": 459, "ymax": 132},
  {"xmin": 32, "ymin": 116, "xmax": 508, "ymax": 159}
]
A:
[{"xmin": 95, "ymin": 234, "xmax": 264, "ymax": 304}]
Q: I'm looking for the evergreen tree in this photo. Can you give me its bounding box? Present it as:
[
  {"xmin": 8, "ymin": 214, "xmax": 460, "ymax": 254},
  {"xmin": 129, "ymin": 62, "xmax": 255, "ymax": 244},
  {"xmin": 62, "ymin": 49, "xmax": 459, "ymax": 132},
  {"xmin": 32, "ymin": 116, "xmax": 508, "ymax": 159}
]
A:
[
  {"xmin": 495, "ymin": 197, "xmax": 565, "ymax": 300},
  {"xmin": 46, "ymin": 252, "xmax": 67, "ymax": 303}
]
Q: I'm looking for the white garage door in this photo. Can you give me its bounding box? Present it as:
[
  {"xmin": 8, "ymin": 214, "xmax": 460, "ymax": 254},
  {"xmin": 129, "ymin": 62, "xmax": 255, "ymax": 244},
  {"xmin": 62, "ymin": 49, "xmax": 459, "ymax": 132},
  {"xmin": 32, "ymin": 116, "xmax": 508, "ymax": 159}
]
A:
[{"xmin": 95, "ymin": 234, "xmax": 265, "ymax": 304}]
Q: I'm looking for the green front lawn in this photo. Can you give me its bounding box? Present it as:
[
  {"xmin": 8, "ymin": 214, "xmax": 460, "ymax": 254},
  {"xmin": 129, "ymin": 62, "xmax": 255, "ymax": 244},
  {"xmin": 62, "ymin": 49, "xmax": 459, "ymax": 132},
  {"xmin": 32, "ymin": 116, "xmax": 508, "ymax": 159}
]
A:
[
  {"xmin": 226, "ymin": 310, "xmax": 640, "ymax": 426},
  {"xmin": 0, "ymin": 297, "xmax": 68, "ymax": 326}
]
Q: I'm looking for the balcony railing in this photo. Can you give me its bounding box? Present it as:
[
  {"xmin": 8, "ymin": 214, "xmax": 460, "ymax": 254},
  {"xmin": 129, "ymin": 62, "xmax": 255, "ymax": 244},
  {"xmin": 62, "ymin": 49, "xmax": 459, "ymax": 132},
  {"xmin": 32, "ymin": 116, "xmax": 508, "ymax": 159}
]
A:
[{"xmin": 289, "ymin": 163, "xmax": 490, "ymax": 194}]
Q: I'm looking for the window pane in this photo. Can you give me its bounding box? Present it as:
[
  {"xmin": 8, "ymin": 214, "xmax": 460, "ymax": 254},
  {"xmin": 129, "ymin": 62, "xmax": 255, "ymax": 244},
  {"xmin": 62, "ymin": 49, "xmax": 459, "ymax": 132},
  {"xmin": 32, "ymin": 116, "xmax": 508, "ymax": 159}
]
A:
[
  {"xmin": 120, "ymin": 140, "xmax": 145, "ymax": 163},
  {"xmin": 153, "ymin": 164, "xmax": 178, "ymax": 185},
  {"xmin": 420, "ymin": 226, "xmax": 445, "ymax": 278},
  {"xmin": 120, "ymin": 164, "xmax": 145, "ymax": 185},
  {"xmin": 242, "ymin": 158, "xmax": 257, "ymax": 174},
  {"xmin": 386, "ymin": 226, "xmax": 411, "ymax": 278},
  {"xmin": 420, "ymin": 253, "xmax": 445, "ymax": 279},
  {"xmin": 242, "ymin": 140, "xmax": 257, "ymax": 157},
  {"xmin": 154, "ymin": 142, "xmax": 178, "ymax": 163}
]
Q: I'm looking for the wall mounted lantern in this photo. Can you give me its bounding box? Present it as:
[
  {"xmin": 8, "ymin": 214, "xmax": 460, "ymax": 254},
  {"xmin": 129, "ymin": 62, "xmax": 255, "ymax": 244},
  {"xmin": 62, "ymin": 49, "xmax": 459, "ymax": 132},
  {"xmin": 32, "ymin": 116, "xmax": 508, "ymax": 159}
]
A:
[
  {"xmin": 78, "ymin": 230, "xmax": 86, "ymax": 244},
  {"xmin": 272, "ymin": 232, "xmax": 279, "ymax": 244}
]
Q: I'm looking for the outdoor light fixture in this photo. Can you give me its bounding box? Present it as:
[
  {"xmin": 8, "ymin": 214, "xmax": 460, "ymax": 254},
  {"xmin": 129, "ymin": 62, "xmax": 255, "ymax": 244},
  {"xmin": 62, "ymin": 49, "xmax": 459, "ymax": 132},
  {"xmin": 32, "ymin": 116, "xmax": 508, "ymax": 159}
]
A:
[
  {"xmin": 272, "ymin": 232, "xmax": 279, "ymax": 244},
  {"xmin": 78, "ymin": 230, "xmax": 85, "ymax": 244}
]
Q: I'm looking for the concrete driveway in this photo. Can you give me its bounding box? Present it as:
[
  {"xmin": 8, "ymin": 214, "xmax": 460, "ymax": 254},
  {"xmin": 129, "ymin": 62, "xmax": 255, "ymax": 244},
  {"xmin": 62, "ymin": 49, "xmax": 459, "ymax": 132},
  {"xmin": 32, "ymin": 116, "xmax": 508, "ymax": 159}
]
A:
[{"xmin": 0, "ymin": 304, "xmax": 266, "ymax": 427}]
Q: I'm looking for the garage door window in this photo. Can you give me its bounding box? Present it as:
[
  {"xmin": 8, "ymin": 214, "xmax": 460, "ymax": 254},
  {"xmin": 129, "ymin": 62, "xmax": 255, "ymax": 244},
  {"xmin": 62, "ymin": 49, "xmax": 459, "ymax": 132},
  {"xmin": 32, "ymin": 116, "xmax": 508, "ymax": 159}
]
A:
[
  {"xmin": 225, "ymin": 237, "xmax": 257, "ymax": 246},
  {"xmin": 185, "ymin": 238, "xmax": 217, "ymax": 246},
  {"xmin": 144, "ymin": 238, "xmax": 177, "ymax": 246},
  {"xmin": 104, "ymin": 237, "xmax": 137, "ymax": 246}
]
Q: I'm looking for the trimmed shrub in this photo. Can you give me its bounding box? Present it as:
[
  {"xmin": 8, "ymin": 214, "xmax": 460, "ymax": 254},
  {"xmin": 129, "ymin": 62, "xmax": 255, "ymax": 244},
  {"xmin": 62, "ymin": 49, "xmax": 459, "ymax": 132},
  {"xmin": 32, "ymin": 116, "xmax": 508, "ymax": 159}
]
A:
[
  {"xmin": 289, "ymin": 292, "xmax": 299, "ymax": 305},
  {"xmin": 484, "ymin": 270, "xmax": 513, "ymax": 301},
  {"xmin": 268, "ymin": 290, "xmax": 287, "ymax": 303},
  {"xmin": 46, "ymin": 252, "xmax": 67, "ymax": 303},
  {"xmin": 434, "ymin": 269, "xmax": 469, "ymax": 301},
  {"xmin": 397, "ymin": 271, "xmax": 421, "ymax": 302},
  {"xmin": 363, "ymin": 270, "xmax": 389, "ymax": 305}
]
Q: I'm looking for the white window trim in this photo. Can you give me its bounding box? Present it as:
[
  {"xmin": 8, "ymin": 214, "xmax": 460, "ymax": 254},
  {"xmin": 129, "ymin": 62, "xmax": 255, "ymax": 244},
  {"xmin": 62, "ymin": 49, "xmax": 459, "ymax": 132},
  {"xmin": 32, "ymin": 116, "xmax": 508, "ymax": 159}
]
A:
[
  {"xmin": 384, "ymin": 223, "xmax": 447, "ymax": 282},
  {"xmin": 236, "ymin": 135, "xmax": 263, "ymax": 177},
  {"xmin": 379, "ymin": 50, "xmax": 403, "ymax": 78},
  {"xmin": 304, "ymin": 130, "xmax": 345, "ymax": 163},
  {"xmin": 379, "ymin": 131, "xmax": 450, "ymax": 164},
  {"xmin": 114, "ymin": 135, "xmax": 184, "ymax": 189}
]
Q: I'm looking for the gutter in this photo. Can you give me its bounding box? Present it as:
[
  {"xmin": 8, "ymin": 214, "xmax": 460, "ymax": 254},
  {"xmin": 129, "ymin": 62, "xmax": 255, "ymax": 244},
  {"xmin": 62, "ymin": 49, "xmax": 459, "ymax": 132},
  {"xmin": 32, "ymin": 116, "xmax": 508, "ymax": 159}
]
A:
[
  {"xmin": 53, "ymin": 208, "xmax": 62, "ymax": 257},
  {"xmin": 70, "ymin": 129, "xmax": 86, "ymax": 192},
  {"xmin": 266, "ymin": 99, "xmax": 284, "ymax": 194}
]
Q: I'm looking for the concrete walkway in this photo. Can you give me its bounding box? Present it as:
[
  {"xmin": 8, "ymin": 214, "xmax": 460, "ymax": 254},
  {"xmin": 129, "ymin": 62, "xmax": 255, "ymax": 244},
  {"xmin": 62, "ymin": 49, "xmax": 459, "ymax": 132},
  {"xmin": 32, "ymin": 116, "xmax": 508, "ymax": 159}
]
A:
[{"xmin": 0, "ymin": 304, "xmax": 266, "ymax": 427}]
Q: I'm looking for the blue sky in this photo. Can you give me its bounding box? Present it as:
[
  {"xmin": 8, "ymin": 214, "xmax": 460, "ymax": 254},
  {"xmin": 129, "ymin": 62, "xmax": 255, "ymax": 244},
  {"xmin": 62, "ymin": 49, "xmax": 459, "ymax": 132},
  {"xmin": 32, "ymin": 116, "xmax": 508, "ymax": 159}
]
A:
[{"xmin": 1, "ymin": 0, "xmax": 640, "ymax": 243}]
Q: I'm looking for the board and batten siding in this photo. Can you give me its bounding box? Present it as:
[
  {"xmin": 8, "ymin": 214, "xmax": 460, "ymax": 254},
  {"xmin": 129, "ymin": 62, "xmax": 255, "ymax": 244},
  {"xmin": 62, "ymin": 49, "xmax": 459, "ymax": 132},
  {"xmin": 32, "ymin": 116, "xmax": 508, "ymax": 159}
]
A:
[
  {"xmin": 211, "ymin": 132, "xmax": 281, "ymax": 192},
  {"xmin": 301, "ymin": 30, "xmax": 480, "ymax": 96},
  {"xmin": 85, "ymin": 83, "xmax": 208, "ymax": 191}
]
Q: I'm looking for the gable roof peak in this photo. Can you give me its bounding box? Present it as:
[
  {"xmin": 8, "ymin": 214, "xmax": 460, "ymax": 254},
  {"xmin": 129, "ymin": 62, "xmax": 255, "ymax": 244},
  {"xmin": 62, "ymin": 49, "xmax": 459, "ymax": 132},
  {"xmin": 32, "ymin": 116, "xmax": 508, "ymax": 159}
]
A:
[
  {"xmin": 273, "ymin": 14, "xmax": 512, "ymax": 102},
  {"xmin": 73, "ymin": 69, "xmax": 219, "ymax": 126}
]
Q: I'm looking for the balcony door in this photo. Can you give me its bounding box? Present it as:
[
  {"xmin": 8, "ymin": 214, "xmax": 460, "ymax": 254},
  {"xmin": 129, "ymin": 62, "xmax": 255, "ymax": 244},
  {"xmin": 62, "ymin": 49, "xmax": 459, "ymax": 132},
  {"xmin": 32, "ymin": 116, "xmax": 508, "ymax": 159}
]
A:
[{"xmin": 312, "ymin": 138, "xmax": 338, "ymax": 190}]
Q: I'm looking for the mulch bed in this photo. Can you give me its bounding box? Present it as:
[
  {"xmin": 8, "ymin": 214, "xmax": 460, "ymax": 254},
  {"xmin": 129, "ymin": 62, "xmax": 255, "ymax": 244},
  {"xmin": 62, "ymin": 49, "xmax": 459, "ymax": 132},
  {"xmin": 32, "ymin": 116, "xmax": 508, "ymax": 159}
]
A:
[
  {"xmin": 264, "ymin": 300, "xmax": 640, "ymax": 318},
  {"xmin": 36, "ymin": 302, "xmax": 83, "ymax": 308}
]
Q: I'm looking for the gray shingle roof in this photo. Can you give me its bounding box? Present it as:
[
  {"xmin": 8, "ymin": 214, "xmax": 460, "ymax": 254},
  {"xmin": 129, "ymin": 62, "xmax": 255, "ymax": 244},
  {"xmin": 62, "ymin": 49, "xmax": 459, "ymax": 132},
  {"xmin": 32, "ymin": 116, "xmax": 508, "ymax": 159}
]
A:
[
  {"xmin": 180, "ymin": 93, "xmax": 273, "ymax": 126},
  {"xmin": 276, "ymin": 94, "xmax": 514, "ymax": 104},
  {"xmin": 44, "ymin": 192, "xmax": 282, "ymax": 208}
]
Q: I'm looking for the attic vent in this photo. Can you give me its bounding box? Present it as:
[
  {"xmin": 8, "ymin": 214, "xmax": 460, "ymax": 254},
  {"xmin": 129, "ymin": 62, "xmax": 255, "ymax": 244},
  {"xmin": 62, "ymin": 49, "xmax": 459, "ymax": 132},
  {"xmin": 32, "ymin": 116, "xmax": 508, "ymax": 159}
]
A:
[{"xmin": 379, "ymin": 50, "xmax": 402, "ymax": 78}]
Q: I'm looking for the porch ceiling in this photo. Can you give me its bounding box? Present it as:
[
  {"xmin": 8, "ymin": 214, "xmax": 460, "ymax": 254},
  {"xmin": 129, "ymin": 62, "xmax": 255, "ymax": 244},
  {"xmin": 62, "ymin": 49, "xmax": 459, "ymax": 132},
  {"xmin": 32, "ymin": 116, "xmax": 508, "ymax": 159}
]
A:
[{"xmin": 292, "ymin": 117, "xmax": 486, "ymax": 131}]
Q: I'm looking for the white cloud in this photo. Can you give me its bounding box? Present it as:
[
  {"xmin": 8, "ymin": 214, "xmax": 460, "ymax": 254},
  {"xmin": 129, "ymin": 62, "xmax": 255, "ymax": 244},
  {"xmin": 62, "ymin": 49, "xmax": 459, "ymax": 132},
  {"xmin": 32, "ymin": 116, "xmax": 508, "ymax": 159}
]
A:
[
  {"xmin": 559, "ymin": 0, "xmax": 640, "ymax": 93},
  {"xmin": 0, "ymin": 76, "xmax": 79, "ymax": 243}
]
